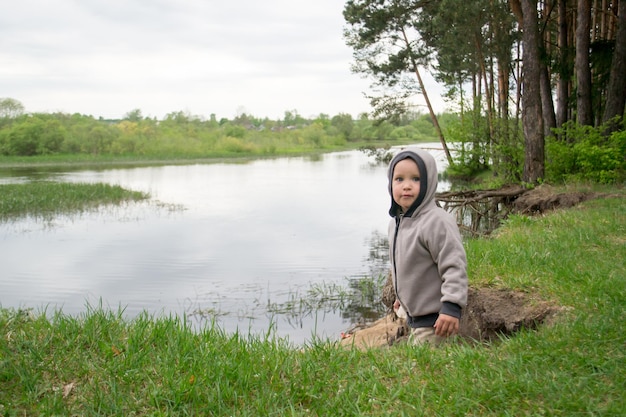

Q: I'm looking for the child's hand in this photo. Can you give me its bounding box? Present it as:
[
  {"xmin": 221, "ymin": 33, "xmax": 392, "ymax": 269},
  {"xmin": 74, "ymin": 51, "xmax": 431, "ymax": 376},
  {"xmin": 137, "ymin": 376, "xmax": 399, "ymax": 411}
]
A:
[{"xmin": 434, "ymin": 314, "xmax": 460, "ymax": 337}]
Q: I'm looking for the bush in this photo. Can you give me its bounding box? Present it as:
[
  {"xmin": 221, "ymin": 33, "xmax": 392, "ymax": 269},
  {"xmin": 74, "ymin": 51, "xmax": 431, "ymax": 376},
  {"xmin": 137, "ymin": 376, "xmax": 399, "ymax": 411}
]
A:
[
  {"xmin": 0, "ymin": 115, "xmax": 67, "ymax": 156},
  {"xmin": 215, "ymin": 136, "xmax": 257, "ymax": 153},
  {"xmin": 547, "ymin": 121, "xmax": 626, "ymax": 184},
  {"xmin": 37, "ymin": 119, "xmax": 66, "ymax": 154},
  {"xmin": 6, "ymin": 118, "xmax": 41, "ymax": 156}
]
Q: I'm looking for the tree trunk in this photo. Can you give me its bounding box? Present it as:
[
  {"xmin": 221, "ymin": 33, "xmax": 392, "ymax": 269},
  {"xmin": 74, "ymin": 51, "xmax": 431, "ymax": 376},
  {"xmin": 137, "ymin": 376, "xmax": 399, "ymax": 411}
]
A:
[
  {"xmin": 498, "ymin": 60, "xmax": 512, "ymax": 175},
  {"xmin": 576, "ymin": 0, "xmax": 593, "ymax": 125},
  {"xmin": 603, "ymin": 0, "xmax": 626, "ymax": 130},
  {"xmin": 540, "ymin": 63, "xmax": 557, "ymax": 137},
  {"xmin": 556, "ymin": 0, "xmax": 570, "ymax": 128},
  {"xmin": 476, "ymin": 35, "xmax": 495, "ymax": 143},
  {"xmin": 520, "ymin": 0, "xmax": 545, "ymax": 183},
  {"xmin": 415, "ymin": 65, "xmax": 452, "ymax": 163},
  {"xmin": 540, "ymin": 0, "xmax": 557, "ymax": 136},
  {"xmin": 400, "ymin": 28, "xmax": 453, "ymax": 164},
  {"xmin": 498, "ymin": 62, "xmax": 510, "ymax": 119},
  {"xmin": 473, "ymin": 73, "xmax": 483, "ymax": 169}
]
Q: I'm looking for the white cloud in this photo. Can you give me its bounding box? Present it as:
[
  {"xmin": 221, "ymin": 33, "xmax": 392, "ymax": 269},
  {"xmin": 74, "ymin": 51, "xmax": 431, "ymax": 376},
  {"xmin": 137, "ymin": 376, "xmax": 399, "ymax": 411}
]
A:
[{"xmin": 0, "ymin": 0, "xmax": 447, "ymax": 120}]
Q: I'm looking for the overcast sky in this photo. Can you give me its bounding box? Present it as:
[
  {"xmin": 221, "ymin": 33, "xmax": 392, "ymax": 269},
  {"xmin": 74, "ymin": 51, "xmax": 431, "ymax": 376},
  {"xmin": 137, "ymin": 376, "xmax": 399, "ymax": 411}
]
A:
[{"xmin": 1, "ymin": 0, "xmax": 447, "ymax": 120}]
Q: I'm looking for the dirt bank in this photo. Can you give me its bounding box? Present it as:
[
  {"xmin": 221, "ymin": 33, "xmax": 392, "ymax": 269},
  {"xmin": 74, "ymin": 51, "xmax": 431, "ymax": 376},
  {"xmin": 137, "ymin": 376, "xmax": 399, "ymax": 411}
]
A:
[
  {"xmin": 511, "ymin": 184, "xmax": 600, "ymax": 214},
  {"xmin": 341, "ymin": 284, "xmax": 560, "ymax": 349}
]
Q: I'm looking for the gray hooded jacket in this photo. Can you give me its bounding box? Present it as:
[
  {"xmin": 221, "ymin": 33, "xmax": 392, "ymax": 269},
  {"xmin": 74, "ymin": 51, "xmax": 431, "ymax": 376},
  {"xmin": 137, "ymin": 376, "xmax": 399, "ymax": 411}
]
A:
[{"xmin": 388, "ymin": 148, "xmax": 468, "ymax": 327}]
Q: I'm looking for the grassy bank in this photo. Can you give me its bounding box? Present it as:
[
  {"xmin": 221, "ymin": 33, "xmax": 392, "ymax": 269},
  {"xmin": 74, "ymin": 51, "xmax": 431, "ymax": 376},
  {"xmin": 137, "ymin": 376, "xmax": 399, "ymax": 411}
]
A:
[
  {"xmin": 0, "ymin": 182, "xmax": 149, "ymax": 222},
  {"xmin": 0, "ymin": 140, "xmax": 414, "ymax": 170},
  {"xmin": 1, "ymin": 191, "xmax": 624, "ymax": 415}
]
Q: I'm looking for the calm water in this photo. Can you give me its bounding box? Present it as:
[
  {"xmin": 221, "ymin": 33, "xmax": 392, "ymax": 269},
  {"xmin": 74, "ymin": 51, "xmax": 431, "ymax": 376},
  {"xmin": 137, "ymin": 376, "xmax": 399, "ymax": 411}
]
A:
[{"xmin": 0, "ymin": 144, "xmax": 449, "ymax": 344}]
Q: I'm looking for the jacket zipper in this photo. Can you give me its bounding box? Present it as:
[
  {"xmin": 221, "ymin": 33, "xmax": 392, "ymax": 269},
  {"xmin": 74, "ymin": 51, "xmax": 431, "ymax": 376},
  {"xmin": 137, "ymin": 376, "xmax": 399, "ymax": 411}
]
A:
[{"xmin": 392, "ymin": 215, "xmax": 402, "ymax": 307}]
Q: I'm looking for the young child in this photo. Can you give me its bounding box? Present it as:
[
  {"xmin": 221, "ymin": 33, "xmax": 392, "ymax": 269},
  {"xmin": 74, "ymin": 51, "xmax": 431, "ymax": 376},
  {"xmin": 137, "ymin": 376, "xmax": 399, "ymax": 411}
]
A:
[{"xmin": 387, "ymin": 148, "xmax": 468, "ymax": 345}]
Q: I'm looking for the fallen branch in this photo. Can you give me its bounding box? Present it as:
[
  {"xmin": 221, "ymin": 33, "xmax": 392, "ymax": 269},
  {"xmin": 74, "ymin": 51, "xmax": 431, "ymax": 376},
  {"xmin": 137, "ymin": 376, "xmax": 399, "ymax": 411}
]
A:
[
  {"xmin": 436, "ymin": 186, "xmax": 527, "ymax": 236},
  {"xmin": 437, "ymin": 186, "xmax": 526, "ymax": 204}
]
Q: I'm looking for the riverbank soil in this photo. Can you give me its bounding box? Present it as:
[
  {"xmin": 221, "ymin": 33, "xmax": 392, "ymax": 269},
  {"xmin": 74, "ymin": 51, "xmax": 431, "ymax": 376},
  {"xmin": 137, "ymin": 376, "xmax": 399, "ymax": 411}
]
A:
[
  {"xmin": 341, "ymin": 282, "xmax": 559, "ymax": 349},
  {"xmin": 341, "ymin": 185, "xmax": 599, "ymax": 349},
  {"xmin": 511, "ymin": 184, "xmax": 600, "ymax": 214}
]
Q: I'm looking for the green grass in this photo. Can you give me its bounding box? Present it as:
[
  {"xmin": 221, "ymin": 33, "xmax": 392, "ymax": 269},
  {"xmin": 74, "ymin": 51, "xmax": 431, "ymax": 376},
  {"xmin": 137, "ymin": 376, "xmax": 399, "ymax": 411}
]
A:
[
  {"xmin": 1, "ymin": 191, "xmax": 624, "ymax": 415},
  {"xmin": 0, "ymin": 139, "xmax": 420, "ymax": 170},
  {"xmin": 0, "ymin": 182, "xmax": 149, "ymax": 221}
]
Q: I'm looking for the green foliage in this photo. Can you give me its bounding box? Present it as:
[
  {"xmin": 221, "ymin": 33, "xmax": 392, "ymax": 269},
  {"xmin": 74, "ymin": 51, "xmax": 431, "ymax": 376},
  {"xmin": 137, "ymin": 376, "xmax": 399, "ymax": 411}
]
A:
[
  {"xmin": 442, "ymin": 107, "xmax": 525, "ymax": 183},
  {"xmin": 0, "ymin": 97, "xmax": 25, "ymax": 120},
  {"xmin": 343, "ymin": 0, "xmax": 434, "ymax": 120},
  {"xmin": 0, "ymin": 107, "xmax": 446, "ymax": 160},
  {"xmin": 331, "ymin": 113, "xmax": 354, "ymax": 140},
  {"xmin": 215, "ymin": 136, "xmax": 257, "ymax": 154},
  {"xmin": 547, "ymin": 121, "xmax": 626, "ymax": 184},
  {"xmin": 444, "ymin": 112, "xmax": 493, "ymax": 179},
  {"xmin": 222, "ymin": 123, "xmax": 247, "ymax": 139},
  {"xmin": 123, "ymin": 108, "xmax": 144, "ymax": 122},
  {"xmin": 0, "ymin": 115, "xmax": 67, "ymax": 156},
  {"xmin": 83, "ymin": 125, "xmax": 116, "ymax": 155},
  {"xmin": 411, "ymin": 114, "xmax": 436, "ymax": 137}
]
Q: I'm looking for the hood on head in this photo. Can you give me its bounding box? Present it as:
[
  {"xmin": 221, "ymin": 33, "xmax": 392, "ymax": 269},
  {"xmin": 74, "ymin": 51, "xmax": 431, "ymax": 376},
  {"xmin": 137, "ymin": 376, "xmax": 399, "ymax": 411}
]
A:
[{"xmin": 387, "ymin": 147, "xmax": 439, "ymax": 217}]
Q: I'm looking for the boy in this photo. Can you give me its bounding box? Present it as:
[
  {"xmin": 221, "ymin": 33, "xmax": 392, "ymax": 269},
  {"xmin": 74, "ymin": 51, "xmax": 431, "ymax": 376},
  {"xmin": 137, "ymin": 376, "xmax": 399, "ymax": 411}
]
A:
[{"xmin": 388, "ymin": 148, "xmax": 468, "ymax": 345}]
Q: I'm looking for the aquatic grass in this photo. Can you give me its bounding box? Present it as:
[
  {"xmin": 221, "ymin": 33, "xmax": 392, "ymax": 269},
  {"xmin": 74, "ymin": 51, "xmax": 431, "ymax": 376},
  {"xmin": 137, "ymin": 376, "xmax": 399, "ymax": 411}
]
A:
[
  {"xmin": 189, "ymin": 274, "xmax": 389, "ymax": 329},
  {"xmin": 265, "ymin": 275, "xmax": 388, "ymax": 317},
  {"xmin": 1, "ymin": 192, "xmax": 625, "ymax": 415},
  {"xmin": 0, "ymin": 181, "xmax": 149, "ymax": 221}
]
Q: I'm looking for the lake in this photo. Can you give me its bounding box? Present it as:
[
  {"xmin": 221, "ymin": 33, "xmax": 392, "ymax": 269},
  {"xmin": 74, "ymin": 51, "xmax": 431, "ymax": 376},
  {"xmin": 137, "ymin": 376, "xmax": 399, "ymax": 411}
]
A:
[{"xmin": 0, "ymin": 144, "xmax": 449, "ymax": 345}]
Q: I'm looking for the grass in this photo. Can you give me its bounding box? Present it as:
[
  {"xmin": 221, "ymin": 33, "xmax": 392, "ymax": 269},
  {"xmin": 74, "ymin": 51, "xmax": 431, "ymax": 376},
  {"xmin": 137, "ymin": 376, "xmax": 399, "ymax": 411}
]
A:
[
  {"xmin": 0, "ymin": 139, "xmax": 418, "ymax": 169},
  {"xmin": 0, "ymin": 182, "xmax": 149, "ymax": 221},
  {"xmin": 1, "ymin": 190, "xmax": 624, "ymax": 415}
]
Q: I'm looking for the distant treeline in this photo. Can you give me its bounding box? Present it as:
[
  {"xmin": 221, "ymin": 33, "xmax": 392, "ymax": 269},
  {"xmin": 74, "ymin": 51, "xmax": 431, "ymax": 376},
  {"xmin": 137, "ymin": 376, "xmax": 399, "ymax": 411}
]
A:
[
  {"xmin": 0, "ymin": 101, "xmax": 457, "ymax": 158},
  {"xmin": 3, "ymin": 98, "xmax": 623, "ymax": 185}
]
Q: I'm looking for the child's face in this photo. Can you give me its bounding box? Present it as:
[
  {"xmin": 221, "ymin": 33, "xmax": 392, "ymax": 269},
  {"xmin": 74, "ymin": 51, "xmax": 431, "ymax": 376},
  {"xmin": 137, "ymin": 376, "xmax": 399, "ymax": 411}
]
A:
[{"xmin": 392, "ymin": 158, "xmax": 421, "ymax": 213}]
